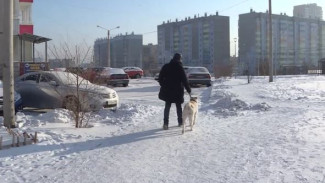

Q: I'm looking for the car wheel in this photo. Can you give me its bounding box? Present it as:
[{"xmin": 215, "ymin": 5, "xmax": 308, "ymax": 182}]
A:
[
  {"xmin": 123, "ymin": 84, "xmax": 128, "ymax": 87},
  {"xmin": 17, "ymin": 105, "xmax": 23, "ymax": 111},
  {"xmin": 111, "ymin": 107, "xmax": 117, "ymax": 112},
  {"xmin": 135, "ymin": 74, "xmax": 141, "ymax": 79},
  {"xmin": 14, "ymin": 105, "xmax": 23, "ymax": 114},
  {"xmin": 63, "ymin": 96, "xmax": 80, "ymax": 111},
  {"xmin": 207, "ymin": 84, "xmax": 211, "ymax": 87}
]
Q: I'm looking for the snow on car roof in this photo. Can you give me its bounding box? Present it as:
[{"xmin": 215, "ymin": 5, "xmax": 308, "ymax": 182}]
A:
[
  {"xmin": 122, "ymin": 67, "xmax": 142, "ymax": 70},
  {"xmin": 100, "ymin": 68, "xmax": 126, "ymax": 75},
  {"xmin": 188, "ymin": 67, "xmax": 209, "ymax": 73}
]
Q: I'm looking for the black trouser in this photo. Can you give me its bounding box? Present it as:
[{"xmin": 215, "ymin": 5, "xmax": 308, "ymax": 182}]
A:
[{"xmin": 164, "ymin": 102, "xmax": 182, "ymax": 126}]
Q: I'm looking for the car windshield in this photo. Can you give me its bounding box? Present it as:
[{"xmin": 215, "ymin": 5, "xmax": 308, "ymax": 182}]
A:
[
  {"xmin": 53, "ymin": 72, "xmax": 90, "ymax": 85},
  {"xmin": 188, "ymin": 67, "xmax": 209, "ymax": 73}
]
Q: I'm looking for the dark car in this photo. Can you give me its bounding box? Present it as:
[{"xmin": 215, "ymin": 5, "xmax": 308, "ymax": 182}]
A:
[
  {"xmin": 66, "ymin": 67, "xmax": 85, "ymax": 76},
  {"xmin": 95, "ymin": 68, "xmax": 129, "ymax": 87},
  {"xmin": 186, "ymin": 67, "xmax": 212, "ymax": 87},
  {"xmin": 0, "ymin": 81, "xmax": 23, "ymax": 115},
  {"xmin": 81, "ymin": 67, "xmax": 106, "ymax": 83}
]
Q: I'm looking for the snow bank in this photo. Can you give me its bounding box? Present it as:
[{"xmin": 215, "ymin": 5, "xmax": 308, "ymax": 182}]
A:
[{"xmin": 200, "ymin": 80, "xmax": 271, "ymax": 118}]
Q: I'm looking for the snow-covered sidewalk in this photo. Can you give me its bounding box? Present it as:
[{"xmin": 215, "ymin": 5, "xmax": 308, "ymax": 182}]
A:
[{"xmin": 1, "ymin": 76, "xmax": 325, "ymax": 183}]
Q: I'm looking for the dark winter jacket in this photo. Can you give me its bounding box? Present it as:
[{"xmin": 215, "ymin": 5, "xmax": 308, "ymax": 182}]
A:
[{"xmin": 158, "ymin": 59, "xmax": 191, "ymax": 103}]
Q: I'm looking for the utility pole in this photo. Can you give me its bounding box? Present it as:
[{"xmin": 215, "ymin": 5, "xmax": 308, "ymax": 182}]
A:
[
  {"xmin": 268, "ymin": 0, "xmax": 274, "ymax": 82},
  {"xmin": 1, "ymin": 0, "xmax": 16, "ymax": 128},
  {"xmin": 107, "ymin": 30, "xmax": 110, "ymax": 67}
]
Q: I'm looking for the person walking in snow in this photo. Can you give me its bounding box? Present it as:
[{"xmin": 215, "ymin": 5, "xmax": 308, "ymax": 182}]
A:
[{"xmin": 158, "ymin": 53, "xmax": 191, "ymax": 130}]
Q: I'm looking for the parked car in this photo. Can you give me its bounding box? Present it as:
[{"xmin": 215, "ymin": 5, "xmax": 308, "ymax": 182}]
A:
[
  {"xmin": 122, "ymin": 67, "xmax": 143, "ymax": 79},
  {"xmin": 15, "ymin": 71, "xmax": 119, "ymax": 111},
  {"xmin": 0, "ymin": 81, "xmax": 23, "ymax": 115},
  {"xmin": 81, "ymin": 67, "xmax": 106, "ymax": 83},
  {"xmin": 66, "ymin": 67, "xmax": 85, "ymax": 76},
  {"xmin": 54, "ymin": 67, "xmax": 66, "ymax": 72},
  {"xmin": 186, "ymin": 67, "xmax": 212, "ymax": 87},
  {"xmin": 95, "ymin": 68, "xmax": 129, "ymax": 87},
  {"xmin": 183, "ymin": 66, "xmax": 190, "ymax": 73}
]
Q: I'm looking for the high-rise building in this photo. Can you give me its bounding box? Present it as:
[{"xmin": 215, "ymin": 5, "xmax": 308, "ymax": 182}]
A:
[
  {"xmin": 142, "ymin": 43, "xmax": 158, "ymax": 74},
  {"xmin": 94, "ymin": 33, "xmax": 143, "ymax": 68},
  {"xmin": 294, "ymin": 3, "xmax": 323, "ymax": 20},
  {"xmin": 110, "ymin": 33, "xmax": 143, "ymax": 68},
  {"xmin": 239, "ymin": 9, "xmax": 325, "ymax": 75},
  {"xmin": 93, "ymin": 38, "xmax": 108, "ymax": 67},
  {"xmin": 157, "ymin": 12, "xmax": 230, "ymax": 72}
]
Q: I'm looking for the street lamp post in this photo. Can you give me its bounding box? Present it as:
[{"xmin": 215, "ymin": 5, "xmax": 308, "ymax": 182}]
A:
[
  {"xmin": 234, "ymin": 38, "xmax": 237, "ymax": 57},
  {"xmin": 97, "ymin": 25, "xmax": 120, "ymax": 67},
  {"xmin": 268, "ymin": 0, "xmax": 273, "ymax": 82}
]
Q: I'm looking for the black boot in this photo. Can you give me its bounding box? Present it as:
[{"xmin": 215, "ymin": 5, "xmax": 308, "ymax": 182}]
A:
[
  {"xmin": 163, "ymin": 124, "xmax": 168, "ymax": 130},
  {"xmin": 178, "ymin": 118, "xmax": 183, "ymax": 127}
]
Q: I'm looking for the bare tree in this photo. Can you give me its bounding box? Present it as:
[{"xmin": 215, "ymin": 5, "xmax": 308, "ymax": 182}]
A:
[{"xmin": 48, "ymin": 42, "xmax": 97, "ymax": 128}]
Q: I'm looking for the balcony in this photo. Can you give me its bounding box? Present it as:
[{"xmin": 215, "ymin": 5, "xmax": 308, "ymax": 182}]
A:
[{"xmin": 19, "ymin": 0, "xmax": 33, "ymax": 25}]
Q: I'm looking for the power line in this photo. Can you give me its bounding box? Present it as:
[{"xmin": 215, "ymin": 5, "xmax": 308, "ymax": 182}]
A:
[
  {"xmin": 219, "ymin": 0, "xmax": 250, "ymax": 13},
  {"xmin": 142, "ymin": 31, "xmax": 157, "ymax": 35}
]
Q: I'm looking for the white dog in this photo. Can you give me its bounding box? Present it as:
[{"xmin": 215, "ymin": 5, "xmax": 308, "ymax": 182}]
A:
[{"xmin": 182, "ymin": 96, "xmax": 198, "ymax": 134}]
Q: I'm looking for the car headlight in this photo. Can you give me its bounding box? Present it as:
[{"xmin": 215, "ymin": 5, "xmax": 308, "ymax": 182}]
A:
[
  {"xmin": 14, "ymin": 92, "xmax": 21, "ymax": 102},
  {"xmin": 102, "ymin": 92, "xmax": 117, "ymax": 99},
  {"xmin": 88, "ymin": 91, "xmax": 116, "ymax": 99}
]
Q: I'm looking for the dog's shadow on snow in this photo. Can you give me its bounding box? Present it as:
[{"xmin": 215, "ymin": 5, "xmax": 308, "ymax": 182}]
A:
[{"xmin": 0, "ymin": 127, "xmax": 182, "ymax": 158}]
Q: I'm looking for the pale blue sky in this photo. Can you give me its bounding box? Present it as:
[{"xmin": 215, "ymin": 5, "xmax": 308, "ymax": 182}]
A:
[{"xmin": 33, "ymin": 0, "xmax": 324, "ymax": 58}]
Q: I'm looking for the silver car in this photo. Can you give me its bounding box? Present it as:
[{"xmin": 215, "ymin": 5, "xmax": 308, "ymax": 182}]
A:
[{"xmin": 15, "ymin": 71, "xmax": 119, "ymax": 111}]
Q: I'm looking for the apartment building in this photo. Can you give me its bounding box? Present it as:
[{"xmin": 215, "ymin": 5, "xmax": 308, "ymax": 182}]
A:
[
  {"xmin": 239, "ymin": 9, "xmax": 325, "ymax": 75},
  {"xmin": 157, "ymin": 12, "xmax": 230, "ymax": 72},
  {"xmin": 142, "ymin": 43, "xmax": 158, "ymax": 74},
  {"xmin": 110, "ymin": 33, "xmax": 143, "ymax": 68},
  {"xmin": 93, "ymin": 38, "xmax": 108, "ymax": 67},
  {"xmin": 294, "ymin": 3, "xmax": 323, "ymax": 20},
  {"xmin": 13, "ymin": 0, "xmax": 33, "ymax": 62}
]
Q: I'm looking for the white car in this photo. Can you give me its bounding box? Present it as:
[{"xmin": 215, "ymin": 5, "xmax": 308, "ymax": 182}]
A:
[{"xmin": 15, "ymin": 71, "xmax": 119, "ymax": 111}]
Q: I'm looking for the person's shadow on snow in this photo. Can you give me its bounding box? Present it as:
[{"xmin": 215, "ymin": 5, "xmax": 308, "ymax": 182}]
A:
[{"xmin": 0, "ymin": 127, "xmax": 182, "ymax": 158}]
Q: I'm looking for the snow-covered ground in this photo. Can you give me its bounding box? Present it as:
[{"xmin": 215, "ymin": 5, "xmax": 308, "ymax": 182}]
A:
[{"xmin": 1, "ymin": 75, "xmax": 325, "ymax": 183}]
